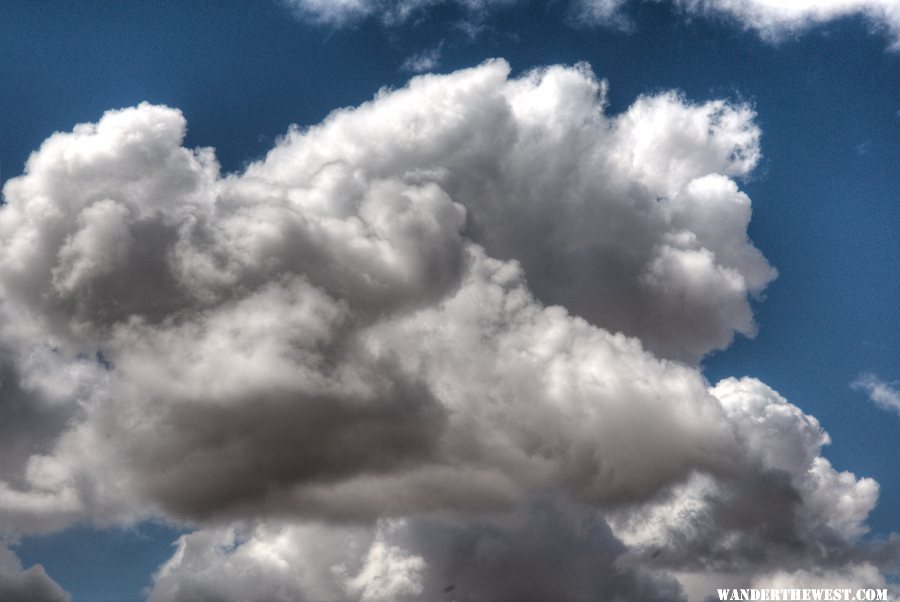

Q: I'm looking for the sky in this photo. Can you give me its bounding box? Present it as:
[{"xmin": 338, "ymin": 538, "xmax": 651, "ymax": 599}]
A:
[{"xmin": 0, "ymin": 1, "xmax": 897, "ymax": 601}]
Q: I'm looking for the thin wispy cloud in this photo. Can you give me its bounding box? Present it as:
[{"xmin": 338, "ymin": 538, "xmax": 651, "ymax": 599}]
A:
[
  {"xmin": 401, "ymin": 43, "xmax": 443, "ymax": 72},
  {"xmin": 284, "ymin": 0, "xmax": 900, "ymax": 47},
  {"xmin": 853, "ymin": 373, "xmax": 900, "ymax": 414}
]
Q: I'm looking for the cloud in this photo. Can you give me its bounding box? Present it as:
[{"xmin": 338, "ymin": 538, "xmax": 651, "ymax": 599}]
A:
[
  {"xmin": 574, "ymin": 0, "xmax": 900, "ymax": 46},
  {"xmin": 0, "ymin": 60, "xmax": 886, "ymax": 597},
  {"xmin": 254, "ymin": 60, "xmax": 773, "ymax": 362},
  {"xmin": 148, "ymin": 497, "xmax": 685, "ymax": 602},
  {"xmin": 282, "ymin": 0, "xmax": 377, "ymax": 26},
  {"xmin": 568, "ymin": 0, "xmax": 632, "ymax": 29},
  {"xmin": 607, "ymin": 377, "xmax": 879, "ymax": 583},
  {"xmin": 852, "ymin": 373, "xmax": 900, "ymax": 415},
  {"xmin": 753, "ymin": 562, "xmax": 890, "ymax": 594},
  {"xmin": 281, "ymin": 0, "xmax": 518, "ymax": 27},
  {"xmin": 671, "ymin": 0, "xmax": 900, "ymax": 48},
  {"xmin": 0, "ymin": 544, "xmax": 70, "ymax": 602},
  {"xmin": 282, "ymin": 0, "xmax": 900, "ymax": 47},
  {"xmin": 0, "ymin": 61, "xmax": 771, "ymax": 525},
  {"xmin": 402, "ymin": 44, "xmax": 443, "ymax": 73}
]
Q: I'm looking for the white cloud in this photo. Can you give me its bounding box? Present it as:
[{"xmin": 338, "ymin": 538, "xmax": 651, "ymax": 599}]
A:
[
  {"xmin": 340, "ymin": 522, "xmax": 426, "ymax": 602},
  {"xmin": 0, "ymin": 60, "xmax": 887, "ymax": 598},
  {"xmin": 852, "ymin": 373, "xmax": 900, "ymax": 415},
  {"xmin": 753, "ymin": 562, "xmax": 891, "ymax": 594},
  {"xmin": 282, "ymin": 0, "xmax": 519, "ymax": 27},
  {"xmin": 283, "ymin": 0, "xmax": 900, "ymax": 47},
  {"xmin": 254, "ymin": 60, "xmax": 773, "ymax": 362},
  {"xmin": 574, "ymin": 0, "xmax": 900, "ymax": 46},
  {"xmin": 401, "ymin": 44, "xmax": 443, "ymax": 73},
  {"xmin": 282, "ymin": 0, "xmax": 376, "ymax": 26},
  {"xmin": 569, "ymin": 0, "xmax": 632, "ymax": 29},
  {"xmin": 0, "ymin": 61, "xmax": 772, "ymax": 523},
  {"xmin": 673, "ymin": 0, "xmax": 900, "ymax": 47}
]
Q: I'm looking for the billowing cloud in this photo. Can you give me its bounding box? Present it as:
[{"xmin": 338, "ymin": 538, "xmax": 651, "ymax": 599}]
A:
[
  {"xmin": 853, "ymin": 373, "xmax": 900, "ymax": 415},
  {"xmin": 0, "ymin": 544, "xmax": 69, "ymax": 602},
  {"xmin": 253, "ymin": 60, "xmax": 772, "ymax": 362},
  {"xmin": 0, "ymin": 60, "xmax": 887, "ymax": 598},
  {"xmin": 0, "ymin": 60, "xmax": 768, "ymax": 524},
  {"xmin": 609, "ymin": 378, "xmax": 879, "ymax": 577}
]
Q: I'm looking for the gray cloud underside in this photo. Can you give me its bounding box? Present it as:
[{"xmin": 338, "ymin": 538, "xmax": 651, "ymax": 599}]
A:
[
  {"xmin": 148, "ymin": 497, "xmax": 685, "ymax": 602},
  {"xmin": 0, "ymin": 545, "xmax": 69, "ymax": 602}
]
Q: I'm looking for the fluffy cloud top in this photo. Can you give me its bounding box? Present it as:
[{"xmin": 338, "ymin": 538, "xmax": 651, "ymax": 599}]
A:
[
  {"xmin": 0, "ymin": 60, "xmax": 769, "ymax": 526},
  {"xmin": 0, "ymin": 60, "xmax": 886, "ymax": 599}
]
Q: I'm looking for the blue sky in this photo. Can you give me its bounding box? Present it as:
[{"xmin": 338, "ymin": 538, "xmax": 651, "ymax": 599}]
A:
[{"xmin": 0, "ymin": 1, "xmax": 897, "ymax": 601}]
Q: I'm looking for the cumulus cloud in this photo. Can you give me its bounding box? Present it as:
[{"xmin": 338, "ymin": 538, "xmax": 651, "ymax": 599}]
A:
[
  {"xmin": 0, "ymin": 61, "xmax": 772, "ymax": 524},
  {"xmin": 853, "ymin": 373, "xmax": 900, "ymax": 415},
  {"xmin": 0, "ymin": 544, "xmax": 69, "ymax": 602},
  {"xmin": 610, "ymin": 377, "xmax": 879, "ymax": 580},
  {"xmin": 0, "ymin": 60, "xmax": 887, "ymax": 598},
  {"xmin": 254, "ymin": 60, "xmax": 773, "ymax": 362}
]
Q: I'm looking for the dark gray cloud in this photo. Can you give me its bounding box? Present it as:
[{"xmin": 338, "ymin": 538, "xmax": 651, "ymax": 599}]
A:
[
  {"xmin": 390, "ymin": 496, "xmax": 685, "ymax": 602},
  {"xmin": 0, "ymin": 545, "xmax": 69, "ymax": 602}
]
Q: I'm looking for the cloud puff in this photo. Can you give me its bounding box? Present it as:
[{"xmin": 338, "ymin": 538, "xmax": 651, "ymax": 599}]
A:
[
  {"xmin": 853, "ymin": 373, "xmax": 900, "ymax": 415},
  {"xmin": 0, "ymin": 60, "xmax": 885, "ymax": 598},
  {"xmin": 0, "ymin": 544, "xmax": 69, "ymax": 602}
]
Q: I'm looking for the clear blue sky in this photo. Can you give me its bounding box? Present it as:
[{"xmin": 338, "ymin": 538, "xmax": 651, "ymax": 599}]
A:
[{"xmin": 1, "ymin": 1, "xmax": 897, "ymax": 600}]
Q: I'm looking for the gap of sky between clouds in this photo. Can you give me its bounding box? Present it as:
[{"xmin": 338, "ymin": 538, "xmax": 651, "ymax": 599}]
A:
[{"xmin": 0, "ymin": 1, "xmax": 897, "ymax": 601}]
